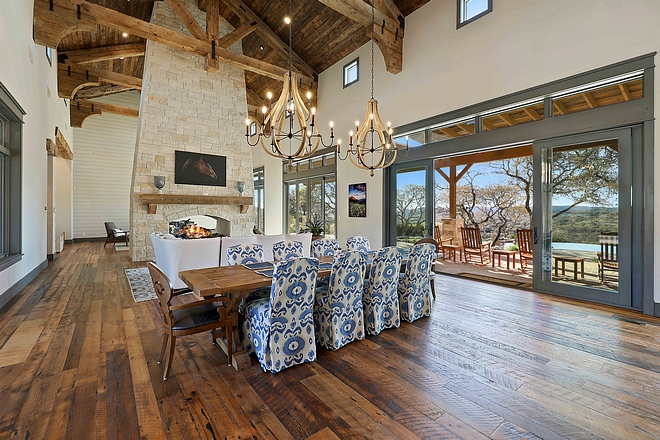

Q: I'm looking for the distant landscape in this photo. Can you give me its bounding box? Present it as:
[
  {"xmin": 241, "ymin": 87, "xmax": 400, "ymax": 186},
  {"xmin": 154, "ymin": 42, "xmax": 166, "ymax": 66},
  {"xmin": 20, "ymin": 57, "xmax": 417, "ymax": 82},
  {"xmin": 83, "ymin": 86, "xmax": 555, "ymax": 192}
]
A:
[{"xmin": 552, "ymin": 205, "xmax": 617, "ymax": 244}]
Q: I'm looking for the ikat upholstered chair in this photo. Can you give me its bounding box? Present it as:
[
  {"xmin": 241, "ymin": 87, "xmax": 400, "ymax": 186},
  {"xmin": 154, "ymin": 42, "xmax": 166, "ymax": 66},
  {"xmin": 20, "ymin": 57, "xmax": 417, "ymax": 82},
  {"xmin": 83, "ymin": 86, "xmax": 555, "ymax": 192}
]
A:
[
  {"xmin": 311, "ymin": 238, "xmax": 340, "ymax": 258},
  {"xmin": 313, "ymin": 251, "xmax": 367, "ymax": 350},
  {"xmin": 346, "ymin": 236, "xmax": 371, "ymax": 252},
  {"xmin": 272, "ymin": 240, "xmax": 305, "ymax": 261},
  {"xmin": 240, "ymin": 257, "xmax": 319, "ymax": 373},
  {"xmin": 227, "ymin": 243, "xmax": 264, "ymax": 266},
  {"xmin": 147, "ymin": 262, "xmax": 232, "ymax": 380},
  {"xmin": 363, "ymin": 247, "xmax": 402, "ymax": 336},
  {"xmin": 398, "ymin": 243, "xmax": 435, "ymax": 323}
]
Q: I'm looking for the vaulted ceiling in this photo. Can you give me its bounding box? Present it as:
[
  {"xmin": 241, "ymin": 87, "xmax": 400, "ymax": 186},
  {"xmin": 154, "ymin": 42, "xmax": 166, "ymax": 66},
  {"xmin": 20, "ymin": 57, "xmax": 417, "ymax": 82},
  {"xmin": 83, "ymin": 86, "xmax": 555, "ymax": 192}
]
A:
[{"xmin": 35, "ymin": 0, "xmax": 429, "ymax": 124}]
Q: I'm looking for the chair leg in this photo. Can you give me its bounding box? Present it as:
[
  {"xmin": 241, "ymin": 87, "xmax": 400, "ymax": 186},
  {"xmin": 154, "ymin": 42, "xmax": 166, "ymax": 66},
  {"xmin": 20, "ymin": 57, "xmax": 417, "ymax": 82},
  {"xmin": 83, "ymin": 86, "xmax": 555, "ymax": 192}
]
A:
[
  {"xmin": 104, "ymin": 239, "xmax": 108, "ymax": 248},
  {"xmin": 430, "ymin": 277, "xmax": 436, "ymax": 300},
  {"xmin": 158, "ymin": 331, "xmax": 169, "ymax": 364},
  {"xmin": 163, "ymin": 335, "xmax": 176, "ymax": 380},
  {"xmin": 226, "ymin": 323, "xmax": 233, "ymax": 367}
]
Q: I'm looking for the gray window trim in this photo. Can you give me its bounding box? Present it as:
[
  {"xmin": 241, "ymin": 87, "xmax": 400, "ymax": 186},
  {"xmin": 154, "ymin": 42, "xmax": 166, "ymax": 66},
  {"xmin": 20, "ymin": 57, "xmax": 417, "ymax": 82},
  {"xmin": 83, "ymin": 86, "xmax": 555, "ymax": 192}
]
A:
[
  {"xmin": 457, "ymin": 0, "xmax": 493, "ymax": 29},
  {"xmin": 343, "ymin": 57, "xmax": 359, "ymax": 89}
]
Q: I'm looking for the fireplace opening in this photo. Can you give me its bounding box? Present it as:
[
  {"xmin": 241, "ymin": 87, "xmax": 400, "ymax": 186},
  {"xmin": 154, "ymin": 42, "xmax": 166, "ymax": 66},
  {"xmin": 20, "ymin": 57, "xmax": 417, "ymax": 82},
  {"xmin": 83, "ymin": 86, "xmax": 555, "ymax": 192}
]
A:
[{"xmin": 169, "ymin": 215, "xmax": 231, "ymax": 239}]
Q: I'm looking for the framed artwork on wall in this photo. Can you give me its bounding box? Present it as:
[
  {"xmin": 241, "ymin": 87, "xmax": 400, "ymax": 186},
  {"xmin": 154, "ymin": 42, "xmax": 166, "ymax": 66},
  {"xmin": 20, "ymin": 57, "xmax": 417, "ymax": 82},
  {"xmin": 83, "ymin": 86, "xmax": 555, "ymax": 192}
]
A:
[
  {"xmin": 174, "ymin": 151, "xmax": 227, "ymax": 187},
  {"xmin": 348, "ymin": 183, "xmax": 366, "ymax": 217}
]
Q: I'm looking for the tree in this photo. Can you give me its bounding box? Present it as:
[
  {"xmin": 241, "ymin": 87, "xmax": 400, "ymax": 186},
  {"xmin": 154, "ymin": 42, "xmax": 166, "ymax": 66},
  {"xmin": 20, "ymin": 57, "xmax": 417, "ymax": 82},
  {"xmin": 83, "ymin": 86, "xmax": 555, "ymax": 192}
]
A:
[{"xmin": 396, "ymin": 183, "xmax": 426, "ymax": 237}]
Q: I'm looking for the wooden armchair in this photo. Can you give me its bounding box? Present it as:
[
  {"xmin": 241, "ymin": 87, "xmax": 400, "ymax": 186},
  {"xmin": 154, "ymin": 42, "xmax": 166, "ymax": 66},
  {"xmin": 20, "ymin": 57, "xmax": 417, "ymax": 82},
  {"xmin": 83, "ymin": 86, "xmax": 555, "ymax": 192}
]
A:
[
  {"xmin": 597, "ymin": 232, "xmax": 618, "ymax": 283},
  {"xmin": 434, "ymin": 224, "xmax": 453, "ymax": 246},
  {"xmin": 461, "ymin": 227, "xmax": 491, "ymax": 266},
  {"xmin": 147, "ymin": 262, "xmax": 232, "ymax": 380},
  {"xmin": 517, "ymin": 229, "xmax": 533, "ymax": 273},
  {"xmin": 104, "ymin": 222, "xmax": 129, "ymax": 247}
]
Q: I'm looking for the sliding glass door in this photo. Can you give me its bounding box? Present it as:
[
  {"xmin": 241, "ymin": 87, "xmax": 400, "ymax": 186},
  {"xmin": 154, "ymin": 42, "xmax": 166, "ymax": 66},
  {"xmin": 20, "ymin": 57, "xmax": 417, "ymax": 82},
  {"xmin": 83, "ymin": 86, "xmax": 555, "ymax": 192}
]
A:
[{"xmin": 533, "ymin": 128, "xmax": 635, "ymax": 307}]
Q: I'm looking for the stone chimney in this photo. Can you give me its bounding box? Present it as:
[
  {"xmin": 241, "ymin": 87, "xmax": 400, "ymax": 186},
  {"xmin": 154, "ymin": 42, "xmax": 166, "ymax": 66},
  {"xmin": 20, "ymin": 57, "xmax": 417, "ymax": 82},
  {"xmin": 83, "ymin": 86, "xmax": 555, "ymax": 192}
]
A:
[{"xmin": 129, "ymin": 0, "xmax": 253, "ymax": 262}]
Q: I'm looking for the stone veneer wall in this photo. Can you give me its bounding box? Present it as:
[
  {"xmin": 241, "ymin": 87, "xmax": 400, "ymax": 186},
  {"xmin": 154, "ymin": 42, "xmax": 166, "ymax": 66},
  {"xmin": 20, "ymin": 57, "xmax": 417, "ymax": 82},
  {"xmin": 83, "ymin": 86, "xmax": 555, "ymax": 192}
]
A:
[{"xmin": 130, "ymin": 0, "xmax": 253, "ymax": 261}]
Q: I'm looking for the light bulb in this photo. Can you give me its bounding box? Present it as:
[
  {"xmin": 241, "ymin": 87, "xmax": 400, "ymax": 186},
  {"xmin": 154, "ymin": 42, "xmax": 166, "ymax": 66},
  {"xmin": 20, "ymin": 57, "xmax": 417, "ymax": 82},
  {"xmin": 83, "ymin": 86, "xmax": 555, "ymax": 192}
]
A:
[
  {"xmin": 261, "ymin": 106, "xmax": 267, "ymax": 114},
  {"xmin": 329, "ymin": 121, "xmax": 334, "ymax": 128},
  {"xmin": 355, "ymin": 120, "xmax": 360, "ymax": 126},
  {"xmin": 306, "ymin": 91, "xmax": 312, "ymax": 100},
  {"xmin": 311, "ymin": 107, "xmax": 316, "ymax": 115},
  {"xmin": 267, "ymin": 91, "xmax": 272, "ymax": 100},
  {"xmin": 386, "ymin": 143, "xmax": 390, "ymax": 149},
  {"xmin": 307, "ymin": 130, "xmax": 312, "ymax": 137},
  {"xmin": 122, "ymin": 32, "xmax": 128, "ymax": 38},
  {"xmin": 337, "ymin": 139, "xmax": 342, "ymax": 145},
  {"xmin": 387, "ymin": 121, "xmax": 391, "ymax": 127},
  {"xmin": 349, "ymin": 130, "xmax": 354, "ymax": 136},
  {"xmin": 406, "ymin": 135, "xmax": 409, "ymax": 140},
  {"xmin": 284, "ymin": 17, "xmax": 291, "ymax": 24},
  {"xmin": 245, "ymin": 118, "xmax": 251, "ymax": 126},
  {"xmin": 370, "ymin": 113, "xmax": 374, "ymax": 120}
]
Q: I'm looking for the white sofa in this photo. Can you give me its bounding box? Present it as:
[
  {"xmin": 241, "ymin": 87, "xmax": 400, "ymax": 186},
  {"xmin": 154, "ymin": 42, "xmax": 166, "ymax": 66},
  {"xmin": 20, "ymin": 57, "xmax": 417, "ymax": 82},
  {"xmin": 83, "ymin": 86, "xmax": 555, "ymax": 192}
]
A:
[
  {"xmin": 219, "ymin": 233, "xmax": 312, "ymax": 266},
  {"xmin": 150, "ymin": 233, "xmax": 222, "ymax": 289}
]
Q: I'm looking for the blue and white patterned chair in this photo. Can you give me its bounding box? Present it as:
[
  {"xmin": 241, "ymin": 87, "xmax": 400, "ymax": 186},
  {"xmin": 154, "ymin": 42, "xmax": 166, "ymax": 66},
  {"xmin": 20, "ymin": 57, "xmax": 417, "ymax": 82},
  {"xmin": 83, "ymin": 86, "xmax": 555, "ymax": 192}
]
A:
[
  {"xmin": 346, "ymin": 236, "xmax": 371, "ymax": 252},
  {"xmin": 272, "ymin": 240, "xmax": 304, "ymax": 261},
  {"xmin": 311, "ymin": 238, "xmax": 340, "ymax": 258},
  {"xmin": 240, "ymin": 257, "xmax": 319, "ymax": 373},
  {"xmin": 313, "ymin": 251, "xmax": 367, "ymax": 350},
  {"xmin": 363, "ymin": 247, "xmax": 402, "ymax": 335},
  {"xmin": 227, "ymin": 243, "xmax": 264, "ymax": 266},
  {"xmin": 398, "ymin": 243, "xmax": 435, "ymax": 323}
]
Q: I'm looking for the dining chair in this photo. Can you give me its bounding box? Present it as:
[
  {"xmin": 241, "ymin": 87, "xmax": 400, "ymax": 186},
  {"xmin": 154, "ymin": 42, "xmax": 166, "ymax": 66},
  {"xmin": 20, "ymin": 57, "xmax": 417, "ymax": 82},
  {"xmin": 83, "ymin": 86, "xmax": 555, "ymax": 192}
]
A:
[
  {"xmin": 398, "ymin": 243, "xmax": 435, "ymax": 323},
  {"xmin": 240, "ymin": 257, "xmax": 319, "ymax": 373},
  {"xmin": 346, "ymin": 236, "xmax": 371, "ymax": 252},
  {"xmin": 413, "ymin": 237, "xmax": 439, "ymax": 300},
  {"xmin": 311, "ymin": 237, "xmax": 340, "ymax": 258},
  {"xmin": 227, "ymin": 243, "xmax": 264, "ymax": 266},
  {"xmin": 517, "ymin": 229, "xmax": 533, "ymax": 273},
  {"xmin": 597, "ymin": 232, "xmax": 618, "ymax": 283},
  {"xmin": 313, "ymin": 251, "xmax": 367, "ymax": 350},
  {"xmin": 147, "ymin": 262, "xmax": 233, "ymax": 380},
  {"xmin": 272, "ymin": 240, "xmax": 304, "ymax": 261},
  {"xmin": 363, "ymin": 246, "xmax": 402, "ymax": 336}
]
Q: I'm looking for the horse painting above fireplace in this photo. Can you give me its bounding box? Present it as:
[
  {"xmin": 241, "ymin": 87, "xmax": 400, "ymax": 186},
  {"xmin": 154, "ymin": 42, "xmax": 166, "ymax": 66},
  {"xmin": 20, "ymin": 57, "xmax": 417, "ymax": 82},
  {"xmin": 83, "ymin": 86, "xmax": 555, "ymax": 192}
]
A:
[{"xmin": 175, "ymin": 151, "xmax": 227, "ymax": 187}]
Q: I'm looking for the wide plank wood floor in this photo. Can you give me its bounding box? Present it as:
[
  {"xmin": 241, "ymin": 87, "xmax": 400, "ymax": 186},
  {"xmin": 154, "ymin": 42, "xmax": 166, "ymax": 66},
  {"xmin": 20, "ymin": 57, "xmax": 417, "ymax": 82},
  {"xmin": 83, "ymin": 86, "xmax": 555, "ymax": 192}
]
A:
[{"xmin": 1, "ymin": 242, "xmax": 660, "ymax": 439}]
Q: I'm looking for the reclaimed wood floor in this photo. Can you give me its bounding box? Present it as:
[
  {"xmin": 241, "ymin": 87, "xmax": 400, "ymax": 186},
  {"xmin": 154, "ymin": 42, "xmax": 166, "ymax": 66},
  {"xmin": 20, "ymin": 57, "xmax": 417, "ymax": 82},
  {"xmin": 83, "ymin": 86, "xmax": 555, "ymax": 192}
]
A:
[{"xmin": 1, "ymin": 242, "xmax": 660, "ymax": 439}]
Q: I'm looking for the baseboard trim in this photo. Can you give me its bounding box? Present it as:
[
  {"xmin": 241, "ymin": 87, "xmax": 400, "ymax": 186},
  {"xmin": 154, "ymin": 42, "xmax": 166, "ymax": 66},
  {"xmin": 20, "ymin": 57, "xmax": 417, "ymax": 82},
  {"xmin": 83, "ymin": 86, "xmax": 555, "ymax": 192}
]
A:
[
  {"xmin": 47, "ymin": 253, "xmax": 56, "ymax": 261},
  {"xmin": 71, "ymin": 237, "xmax": 106, "ymax": 243},
  {"xmin": 654, "ymin": 302, "xmax": 660, "ymax": 317},
  {"xmin": 0, "ymin": 259, "xmax": 48, "ymax": 312}
]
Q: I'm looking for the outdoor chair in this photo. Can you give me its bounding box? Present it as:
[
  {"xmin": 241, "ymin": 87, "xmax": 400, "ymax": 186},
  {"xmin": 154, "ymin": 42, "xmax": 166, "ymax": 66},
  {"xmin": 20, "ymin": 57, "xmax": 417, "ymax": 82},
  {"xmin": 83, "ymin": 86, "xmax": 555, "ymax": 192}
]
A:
[
  {"xmin": 434, "ymin": 224, "xmax": 453, "ymax": 246},
  {"xmin": 147, "ymin": 262, "xmax": 232, "ymax": 380},
  {"xmin": 597, "ymin": 232, "xmax": 618, "ymax": 283},
  {"xmin": 517, "ymin": 229, "xmax": 533, "ymax": 273},
  {"xmin": 272, "ymin": 240, "xmax": 304, "ymax": 261},
  {"xmin": 313, "ymin": 251, "xmax": 367, "ymax": 350},
  {"xmin": 398, "ymin": 243, "xmax": 435, "ymax": 323},
  {"xmin": 227, "ymin": 243, "xmax": 264, "ymax": 266},
  {"xmin": 346, "ymin": 236, "xmax": 371, "ymax": 252},
  {"xmin": 363, "ymin": 247, "xmax": 402, "ymax": 335},
  {"xmin": 414, "ymin": 237, "xmax": 440, "ymax": 300},
  {"xmin": 104, "ymin": 222, "xmax": 129, "ymax": 247},
  {"xmin": 240, "ymin": 258, "xmax": 319, "ymax": 373},
  {"xmin": 461, "ymin": 227, "xmax": 491, "ymax": 266}
]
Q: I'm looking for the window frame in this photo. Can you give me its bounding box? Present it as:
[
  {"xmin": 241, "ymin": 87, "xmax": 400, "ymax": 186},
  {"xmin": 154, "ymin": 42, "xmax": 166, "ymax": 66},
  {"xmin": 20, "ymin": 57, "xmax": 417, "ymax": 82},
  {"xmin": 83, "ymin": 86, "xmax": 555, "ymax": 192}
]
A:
[
  {"xmin": 343, "ymin": 58, "xmax": 359, "ymax": 89},
  {"xmin": 253, "ymin": 167, "xmax": 265, "ymax": 233},
  {"xmin": 457, "ymin": 0, "xmax": 493, "ymax": 29}
]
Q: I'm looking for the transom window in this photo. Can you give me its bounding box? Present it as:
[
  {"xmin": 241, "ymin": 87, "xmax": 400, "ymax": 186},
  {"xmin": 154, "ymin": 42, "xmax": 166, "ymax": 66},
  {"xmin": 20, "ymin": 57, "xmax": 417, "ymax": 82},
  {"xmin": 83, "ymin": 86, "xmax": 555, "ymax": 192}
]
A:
[
  {"xmin": 457, "ymin": 0, "xmax": 492, "ymax": 28},
  {"xmin": 343, "ymin": 58, "xmax": 359, "ymax": 88}
]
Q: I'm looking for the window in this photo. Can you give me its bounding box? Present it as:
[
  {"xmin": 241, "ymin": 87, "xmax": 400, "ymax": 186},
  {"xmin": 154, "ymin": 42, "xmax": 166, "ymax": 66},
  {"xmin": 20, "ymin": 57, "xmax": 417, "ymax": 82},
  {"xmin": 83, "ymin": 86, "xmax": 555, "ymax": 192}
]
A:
[
  {"xmin": 457, "ymin": 0, "xmax": 492, "ymax": 28},
  {"xmin": 343, "ymin": 58, "xmax": 359, "ymax": 88},
  {"xmin": 253, "ymin": 168, "xmax": 265, "ymax": 233},
  {"xmin": 249, "ymin": 121, "xmax": 257, "ymax": 136},
  {"xmin": 284, "ymin": 151, "xmax": 337, "ymax": 238},
  {"xmin": 45, "ymin": 47, "xmax": 53, "ymax": 66},
  {"xmin": 0, "ymin": 82, "xmax": 24, "ymax": 270}
]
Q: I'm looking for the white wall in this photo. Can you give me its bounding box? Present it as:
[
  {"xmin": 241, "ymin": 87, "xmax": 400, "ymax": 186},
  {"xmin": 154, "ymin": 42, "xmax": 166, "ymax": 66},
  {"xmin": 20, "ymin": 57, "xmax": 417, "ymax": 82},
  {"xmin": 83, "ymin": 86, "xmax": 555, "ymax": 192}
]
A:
[
  {"xmin": 73, "ymin": 92, "xmax": 139, "ymax": 238},
  {"xmin": 0, "ymin": 0, "xmax": 72, "ymax": 303},
  {"xmin": 55, "ymin": 156, "xmax": 73, "ymax": 240},
  {"xmin": 251, "ymin": 145, "xmax": 284, "ymax": 235},
  {"xmin": 314, "ymin": 0, "xmax": 660, "ymax": 299}
]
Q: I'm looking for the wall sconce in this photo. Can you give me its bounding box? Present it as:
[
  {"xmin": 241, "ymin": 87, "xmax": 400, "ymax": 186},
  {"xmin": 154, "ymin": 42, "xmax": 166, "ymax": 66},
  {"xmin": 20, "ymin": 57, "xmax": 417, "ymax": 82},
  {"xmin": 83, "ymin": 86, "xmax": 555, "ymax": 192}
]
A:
[
  {"xmin": 236, "ymin": 181, "xmax": 246, "ymax": 196},
  {"xmin": 154, "ymin": 176, "xmax": 165, "ymax": 194}
]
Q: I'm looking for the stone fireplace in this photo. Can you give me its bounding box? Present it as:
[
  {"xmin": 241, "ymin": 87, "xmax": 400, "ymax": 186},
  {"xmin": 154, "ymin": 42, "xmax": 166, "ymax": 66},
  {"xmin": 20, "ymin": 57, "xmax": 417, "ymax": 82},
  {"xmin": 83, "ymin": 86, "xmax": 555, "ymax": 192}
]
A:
[{"xmin": 129, "ymin": 0, "xmax": 253, "ymax": 261}]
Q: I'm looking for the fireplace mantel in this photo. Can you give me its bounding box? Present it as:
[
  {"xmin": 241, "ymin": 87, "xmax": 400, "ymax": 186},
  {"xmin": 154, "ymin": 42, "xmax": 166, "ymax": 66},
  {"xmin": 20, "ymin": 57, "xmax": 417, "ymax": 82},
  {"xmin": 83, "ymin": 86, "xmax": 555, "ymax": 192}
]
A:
[{"xmin": 141, "ymin": 194, "xmax": 253, "ymax": 214}]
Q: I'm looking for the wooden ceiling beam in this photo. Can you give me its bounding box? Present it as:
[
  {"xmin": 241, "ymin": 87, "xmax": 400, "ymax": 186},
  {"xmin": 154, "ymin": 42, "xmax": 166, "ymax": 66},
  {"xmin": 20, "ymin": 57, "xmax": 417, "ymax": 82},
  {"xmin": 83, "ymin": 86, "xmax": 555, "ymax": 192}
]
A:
[
  {"xmin": 164, "ymin": 0, "xmax": 208, "ymax": 41},
  {"xmin": 481, "ymin": 118, "xmax": 495, "ymax": 131},
  {"xmin": 215, "ymin": 0, "xmax": 317, "ymax": 79},
  {"xmin": 205, "ymin": 0, "xmax": 221, "ymax": 71},
  {"xmin": 435, "ymin": 145, "xmax": 532, "ymax": 169},
  {"xmin": 55, "ymin": 127, "xmax": 74, "ymax": 160},
  {"xmin": 553, "ymin": 100, "xmax": 568, "ymax": 115},
  {"xmin": 522, "ymin": 107, "xmax": 542, "ymax": 121},
  {"xmin": 217, "ymin": 21, "xmax": 258, "ymax": 49},
  {"xmin": 456, "ymin": 123, "xmax": 474, "ymax": 134},
  {"xmin": 498, "ymin": 113, "xmax": 517, "ymax": 127},
  {"xmin": 58, "ymin": 61, "xmax": 143, "ymax": 99},
  {"xmin": 438, "ymin": 127, "xmax": 460, "ymax": 138},
  {"xmin": 619, "ymin": 83, "xmax": 631, "ymax": 101},
  {"xmin": 75, "ymin": 84, "xmax": 132, "ymax": 99},
  {"xmin": 70, "ymin": 99, "xmax": 139, "ymax": 127},
  {"xmin": 582, "ymin": 91, "xmax": 598, "ymax": 109},
  {"xmin": 373, "ymin": 0, "xmax": 403, "ymax": 21},
  {"xmin": 59, "ymin": 43, "xmax": 145, "ymax": 64},
  {"xmin": 321, "ymin": 0, "xmax": 404, "ymax": 74},
  {"xmin": 34, "ymin": 1, "xmax": 314, "ymax": 86},
  {"xmin": 246, "ymin": 87, "xmax": 267, "ymax": 108}
]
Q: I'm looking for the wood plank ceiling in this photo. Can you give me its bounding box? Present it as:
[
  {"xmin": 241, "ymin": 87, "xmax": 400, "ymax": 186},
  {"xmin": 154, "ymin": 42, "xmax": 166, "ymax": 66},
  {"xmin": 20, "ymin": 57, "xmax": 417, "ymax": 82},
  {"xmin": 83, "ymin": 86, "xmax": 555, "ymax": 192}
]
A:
[{"xmin": 55, "ymin": 0, "xmax": 429, "ymax": 105}]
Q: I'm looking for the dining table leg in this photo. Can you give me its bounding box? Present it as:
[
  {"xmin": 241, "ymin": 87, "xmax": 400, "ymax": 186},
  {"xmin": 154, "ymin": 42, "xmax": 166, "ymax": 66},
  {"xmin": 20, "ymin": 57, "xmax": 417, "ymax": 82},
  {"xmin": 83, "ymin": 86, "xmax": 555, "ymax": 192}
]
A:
[{"xmin": 213, "ymin": 293, "xmax": 251, "ymax": 371}]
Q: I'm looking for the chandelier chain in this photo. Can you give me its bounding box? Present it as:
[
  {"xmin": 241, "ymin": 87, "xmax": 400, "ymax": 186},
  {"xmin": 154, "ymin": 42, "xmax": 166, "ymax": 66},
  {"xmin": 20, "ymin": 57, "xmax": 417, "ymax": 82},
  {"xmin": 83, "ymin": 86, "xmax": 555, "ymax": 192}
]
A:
[
  {"xmin": 371, "ymin": 1, "xmax": 375, "ymax": 100},
  {"xmin": 288, "ymin": 0, "xmax": 293, "ymax": 75}
]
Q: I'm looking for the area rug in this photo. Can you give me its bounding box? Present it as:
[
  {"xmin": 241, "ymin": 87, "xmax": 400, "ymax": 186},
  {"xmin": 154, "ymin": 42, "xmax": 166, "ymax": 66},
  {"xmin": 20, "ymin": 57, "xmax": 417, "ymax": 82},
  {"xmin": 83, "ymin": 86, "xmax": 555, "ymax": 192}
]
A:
[
  {"xmin": 457, "ymin": 272, "xmax": 532, "ymax": 288},
  {"xmin": 125, "ymin": 268, "xmax": 157, "ymax": 302}
]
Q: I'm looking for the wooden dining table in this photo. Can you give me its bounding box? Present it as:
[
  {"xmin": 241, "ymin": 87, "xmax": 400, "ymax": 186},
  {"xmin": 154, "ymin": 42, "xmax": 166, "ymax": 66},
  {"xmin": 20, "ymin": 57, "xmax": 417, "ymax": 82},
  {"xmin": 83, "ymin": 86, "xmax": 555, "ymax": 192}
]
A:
[{"xmin": 179, "ymin": 259, "xmax": 335, "ymax": 371}]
